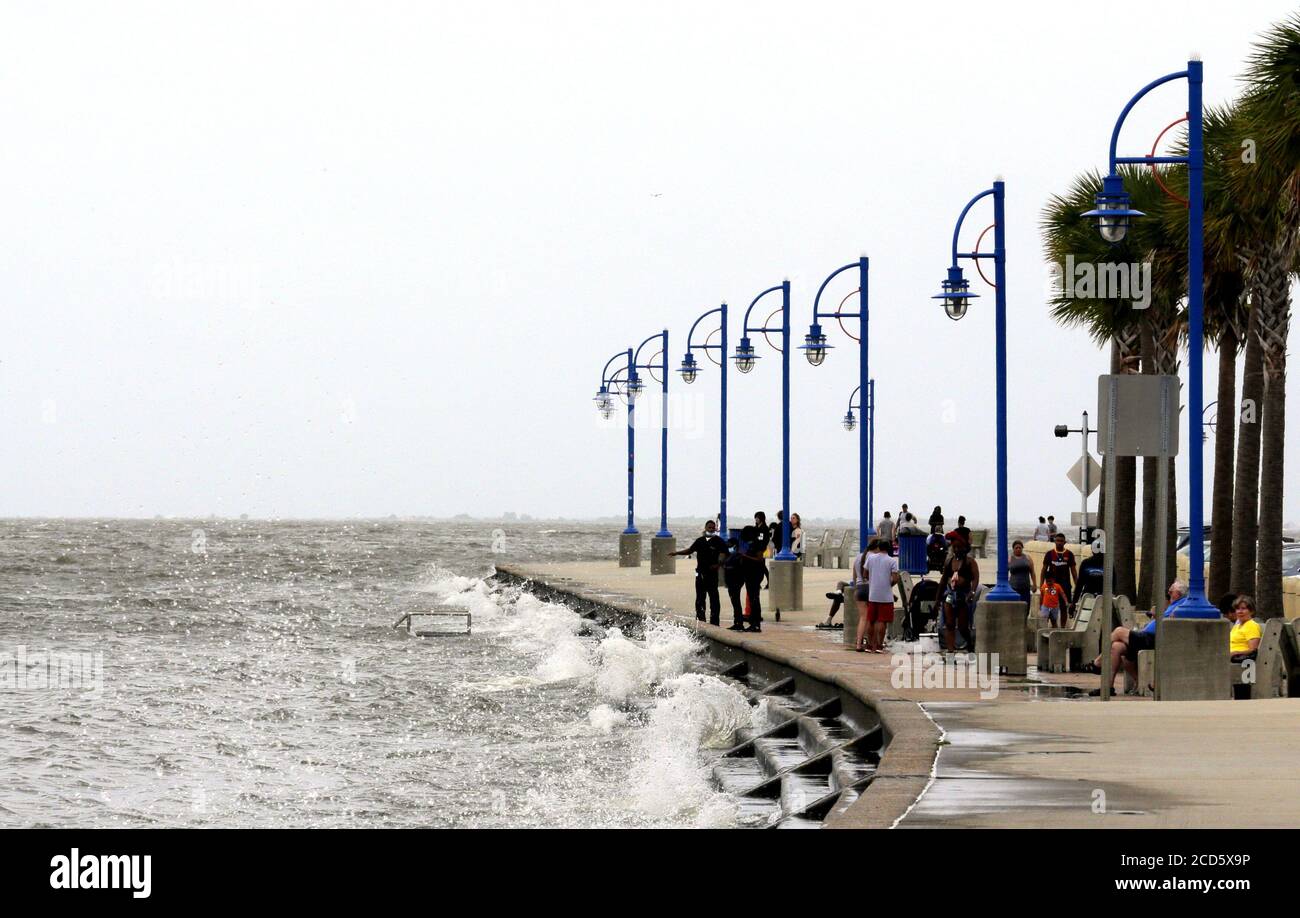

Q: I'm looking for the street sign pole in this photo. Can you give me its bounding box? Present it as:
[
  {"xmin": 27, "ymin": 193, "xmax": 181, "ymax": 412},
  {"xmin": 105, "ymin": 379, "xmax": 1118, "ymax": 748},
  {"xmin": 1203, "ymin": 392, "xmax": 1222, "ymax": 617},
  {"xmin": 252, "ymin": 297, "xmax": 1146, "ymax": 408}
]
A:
[
  {"xmin": 1080, "ymin": 411, "xmax": 1091, "ymax": 544},
  {"xmin": 1101, "ymin": 380, "xmax": 1117, "ymax": 701}
]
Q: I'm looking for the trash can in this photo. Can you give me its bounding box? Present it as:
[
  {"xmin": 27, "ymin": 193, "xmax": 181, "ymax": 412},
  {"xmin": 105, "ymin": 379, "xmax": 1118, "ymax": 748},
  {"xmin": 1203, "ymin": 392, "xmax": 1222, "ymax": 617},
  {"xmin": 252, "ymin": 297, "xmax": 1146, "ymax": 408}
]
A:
[{"xmin": 898, "ymin": 534, "xmax": 928, "ymax": 575}]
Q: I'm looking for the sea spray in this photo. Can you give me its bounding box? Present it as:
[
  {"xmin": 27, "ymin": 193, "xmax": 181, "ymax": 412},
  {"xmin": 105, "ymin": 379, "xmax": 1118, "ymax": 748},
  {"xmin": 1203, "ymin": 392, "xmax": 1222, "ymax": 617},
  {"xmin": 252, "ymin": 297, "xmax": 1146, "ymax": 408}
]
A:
[
  {"xmin": 422, "ymin": 572, "xmax": 745, "ymax": 826},
  {"xmin": 587, "ymin": 704, "xmax": 627, "ymax": 734},
  {"xmin": 630, "ymin": 673, "xmax": 752, "ymax": 825}
]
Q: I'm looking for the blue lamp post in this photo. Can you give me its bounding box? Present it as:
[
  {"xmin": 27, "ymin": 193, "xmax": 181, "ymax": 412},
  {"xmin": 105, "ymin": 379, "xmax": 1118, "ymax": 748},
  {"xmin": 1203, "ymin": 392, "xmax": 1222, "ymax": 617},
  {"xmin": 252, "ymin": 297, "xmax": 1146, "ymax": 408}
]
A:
[
  {"xmin": 803, "ymin": 257, "xmax": 872, "ymax": 550},
  {"xmin": 1081, "ymin": 57, "xmax": 1216, "ymax": 618},
  {"xmin": 596, "ymin": 349, "xmax": 636, "ymax": 537},
  {"xmin": 842, "ymin": 380, "xmax": 875, "ymax": 536},
  {"xmin": 934, "ymin": 179, "xmax": 1018, "ymax": 602},
  {"xmin": 735, "ymin": 280, "xmax": 796, "ymax": 563},
  {"xmin": 633, "ymin": 330, "xmax": 672, "ymax": 544},
  {"xmin": 679, "ymin": 304, "xmax": 729, "ymax": 539}
]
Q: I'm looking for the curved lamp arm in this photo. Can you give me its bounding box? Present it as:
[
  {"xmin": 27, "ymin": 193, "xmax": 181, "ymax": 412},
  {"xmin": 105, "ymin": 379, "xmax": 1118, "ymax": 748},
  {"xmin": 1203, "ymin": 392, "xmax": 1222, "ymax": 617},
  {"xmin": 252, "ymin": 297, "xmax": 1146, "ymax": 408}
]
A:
[
  {"xmin": 601, "ymin": 349, "xmax": 631, "ymax": 387},
  {"xmin": 686, "ymin": 306, "xmax": 724, "ymax": 352},
  {"xmin": 1107, "ymin": 69, "xmax": 1191, "ymax": 173},
  {"xmin": 742, "ymin": 284, "xmax": 785, "ymax": 335},
  {"xmin": 812, "ymin": 262, "xmax": 859, "ymax": 322},
  {"xmin": 951, "ymin": 188, "xmax": 996, "ymax": 266},
  {"xmin": 634, "ymin": 330, "xmax": 668, "ymax": 371}
]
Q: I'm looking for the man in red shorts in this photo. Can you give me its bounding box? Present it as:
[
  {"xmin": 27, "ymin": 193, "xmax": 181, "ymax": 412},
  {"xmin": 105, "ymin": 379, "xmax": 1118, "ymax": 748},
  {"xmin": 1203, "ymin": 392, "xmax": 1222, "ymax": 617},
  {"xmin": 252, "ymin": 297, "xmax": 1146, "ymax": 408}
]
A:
[{"xmin": 855, "ymin": 539, "xmax": 900, "ymax": 653}]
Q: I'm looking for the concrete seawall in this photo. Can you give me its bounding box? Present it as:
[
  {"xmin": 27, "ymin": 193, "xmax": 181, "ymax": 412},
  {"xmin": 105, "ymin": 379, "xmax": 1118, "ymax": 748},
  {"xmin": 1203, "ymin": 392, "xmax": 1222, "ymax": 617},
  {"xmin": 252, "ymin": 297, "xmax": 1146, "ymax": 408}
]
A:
[
  {"xmin": 493, "ymin": 557, "xmax": 1300, "ymax": 829},
  {"xmin": 494, "ymin": 562, "xmax": 940, "ymax": 828}
]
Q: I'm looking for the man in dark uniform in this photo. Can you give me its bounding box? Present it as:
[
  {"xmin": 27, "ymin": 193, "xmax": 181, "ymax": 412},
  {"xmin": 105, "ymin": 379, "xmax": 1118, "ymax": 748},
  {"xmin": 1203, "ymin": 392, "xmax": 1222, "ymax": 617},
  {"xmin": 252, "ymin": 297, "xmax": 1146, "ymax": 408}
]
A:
[{"xmin": 671, "ymin": 520, "xmax": 727, "ymax": 625}]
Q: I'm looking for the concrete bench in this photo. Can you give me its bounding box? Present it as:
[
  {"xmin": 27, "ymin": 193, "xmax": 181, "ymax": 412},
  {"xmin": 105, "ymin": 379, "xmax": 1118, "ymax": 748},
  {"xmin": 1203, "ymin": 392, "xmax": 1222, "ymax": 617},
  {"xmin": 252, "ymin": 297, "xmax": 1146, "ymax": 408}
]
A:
[
  {"xmin": 819, "ymin": 530, "xmax": 846, "ymax": 570},
  {"xmin": 1024, "ymin": 593, "xmax": 1047, "ymax": 653},
  {"xmin": 1249, "ymin": 617, "xmax": 1300, "ymax": 698},
  {"xmin": 969, "ymin": 529, "xmax": 989, "ymax": 558},
  {"xmin": 837, "ymin": 533, "xmax": 857, "ymax": 569},
  {"xmin": 841, "ymin": 579, "xmax": 910, "ymax": 647},
  {"xmin": 836, "ymin": 533, "xmax": 860, "ymax": 571},
  {"xmin": 1036, "ymin": 594, "xmax": 1099, "ymax": 673},
  {"xmin": 805, "ymin": 529, "xmax": 831, "ymax": 567}
]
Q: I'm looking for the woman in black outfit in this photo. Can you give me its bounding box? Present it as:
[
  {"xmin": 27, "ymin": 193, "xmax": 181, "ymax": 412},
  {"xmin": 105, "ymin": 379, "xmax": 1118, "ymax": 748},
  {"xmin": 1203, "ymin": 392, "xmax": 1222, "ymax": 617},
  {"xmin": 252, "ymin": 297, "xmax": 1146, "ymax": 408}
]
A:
[
  {"xmin": 752, "ymin": 511, "xmax": 771, "ymax": 588},
  {"xmin": 928, "ymin": 506, "xmax": 945, "ymax": 534}
]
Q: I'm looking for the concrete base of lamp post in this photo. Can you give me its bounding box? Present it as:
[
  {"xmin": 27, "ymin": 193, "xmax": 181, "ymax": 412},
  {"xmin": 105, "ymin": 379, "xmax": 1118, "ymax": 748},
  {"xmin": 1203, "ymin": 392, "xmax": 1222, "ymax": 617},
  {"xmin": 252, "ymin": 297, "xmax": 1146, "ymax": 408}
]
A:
[
  {"xmin": 769, "ymin": 559, "xmax": 803, "ymax": 616},
  {"xmin": 974, "ymin": 599, "xmax": 1028, "ymax": 676},
  {"xmin": 1154, "ymin": 617, "xmax": 1232, "ymax": 701},
  {"xmin": 650, "ymin": 536, "xmax": 676, "ymax": 575},
  {"xmin": 618, "ymin": 533, "xmax": 642, "ymax": 568}
]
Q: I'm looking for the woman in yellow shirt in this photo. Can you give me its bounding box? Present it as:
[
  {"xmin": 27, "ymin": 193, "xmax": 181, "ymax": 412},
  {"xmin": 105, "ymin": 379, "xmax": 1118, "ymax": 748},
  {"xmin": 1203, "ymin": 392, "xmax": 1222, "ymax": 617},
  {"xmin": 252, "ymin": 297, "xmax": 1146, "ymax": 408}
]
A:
[{"xmin": 1230, "ymin": 595, "xmax": 1262, "ymax": 662}]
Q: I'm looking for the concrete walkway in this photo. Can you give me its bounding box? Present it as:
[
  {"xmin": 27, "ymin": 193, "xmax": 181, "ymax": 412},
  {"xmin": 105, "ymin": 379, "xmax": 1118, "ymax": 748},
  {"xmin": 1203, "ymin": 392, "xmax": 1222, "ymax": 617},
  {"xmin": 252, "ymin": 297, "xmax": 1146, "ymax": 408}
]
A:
[{"xmin": 499, "ymin": 559, "xmax": 1300, "ymax": 829}]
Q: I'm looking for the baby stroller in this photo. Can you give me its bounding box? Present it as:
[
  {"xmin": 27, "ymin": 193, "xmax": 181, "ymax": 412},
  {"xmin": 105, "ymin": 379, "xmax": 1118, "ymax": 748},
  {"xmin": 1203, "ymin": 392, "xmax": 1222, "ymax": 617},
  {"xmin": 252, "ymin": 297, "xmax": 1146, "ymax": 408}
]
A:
[{"xmin": 902, "ymin": 578, "xmax": 942, "ymax": 641}]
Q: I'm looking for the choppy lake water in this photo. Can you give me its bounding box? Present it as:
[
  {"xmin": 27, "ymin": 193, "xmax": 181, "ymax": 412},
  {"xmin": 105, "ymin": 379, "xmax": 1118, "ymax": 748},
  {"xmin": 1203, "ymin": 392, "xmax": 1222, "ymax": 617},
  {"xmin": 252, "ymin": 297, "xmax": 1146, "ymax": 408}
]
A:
[{"xmin": 0, "ymin": 519, "xmax": 757, "ymax": 828}]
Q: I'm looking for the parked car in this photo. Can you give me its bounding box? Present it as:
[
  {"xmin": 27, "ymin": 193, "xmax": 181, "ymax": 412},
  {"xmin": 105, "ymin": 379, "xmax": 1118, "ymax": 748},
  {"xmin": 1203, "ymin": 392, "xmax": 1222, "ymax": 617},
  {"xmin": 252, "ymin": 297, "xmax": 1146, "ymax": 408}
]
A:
[
  {"xmin": 1175, "ymin": 540, "xmax": 1300, "ymax": 578},
  {"xmin": 1175, "ymin": 526, "xmax": 1212, "ymax": 552}
]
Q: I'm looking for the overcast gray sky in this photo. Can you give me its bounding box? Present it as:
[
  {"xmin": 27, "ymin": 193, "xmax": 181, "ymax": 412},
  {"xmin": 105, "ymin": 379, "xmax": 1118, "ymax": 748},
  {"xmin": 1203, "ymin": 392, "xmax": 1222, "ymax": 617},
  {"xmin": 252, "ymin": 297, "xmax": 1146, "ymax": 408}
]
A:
[{"xmin": 2, "ymin": 0, "xmax": 1296, "ymax": 524}]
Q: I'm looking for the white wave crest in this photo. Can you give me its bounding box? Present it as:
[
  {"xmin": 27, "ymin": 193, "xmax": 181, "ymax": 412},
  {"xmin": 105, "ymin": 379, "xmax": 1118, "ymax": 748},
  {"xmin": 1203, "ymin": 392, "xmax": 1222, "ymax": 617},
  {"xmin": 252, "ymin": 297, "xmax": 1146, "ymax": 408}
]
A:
[{"xmin": 630, "ymin": 673, "xmax": 752, "ymax": 824}]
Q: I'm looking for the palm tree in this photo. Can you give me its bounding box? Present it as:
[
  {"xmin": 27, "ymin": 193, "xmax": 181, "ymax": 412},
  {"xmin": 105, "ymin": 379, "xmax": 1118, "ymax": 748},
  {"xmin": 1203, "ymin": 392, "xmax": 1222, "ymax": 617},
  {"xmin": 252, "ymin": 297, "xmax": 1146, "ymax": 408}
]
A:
[
  {"xmin": 1226, "ymin": 14, "xmax": 1300, "ymax": 617},
  {"xmin": 1121, "ymin": 168, "xmax": 1187, "ymax": 609},
  {"xmin": 1042, "ymin": 168, "xmax": 1158, "ymax": 601},
  {"xmin": 1171, "ymin": 103, "xmax": 1251, "ymax": 602}
]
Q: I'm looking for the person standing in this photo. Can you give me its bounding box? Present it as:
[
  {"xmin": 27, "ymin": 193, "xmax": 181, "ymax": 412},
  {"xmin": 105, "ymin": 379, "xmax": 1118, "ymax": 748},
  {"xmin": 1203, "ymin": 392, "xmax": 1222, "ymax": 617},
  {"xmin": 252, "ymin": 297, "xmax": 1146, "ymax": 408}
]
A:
[
  {"xmin": 856, "ymin": 539, "xmax": 900, "ymax": 653},
  {"xmin": 752, "ymin": 511, "xmax": 771, "ymax": 589},
  {"xmin": 951, "ymin": 515, "xmax": 972, "ymax": 549},
  {"xmin": 928, "ymin": 505, "xmax": 945, "ymax": 534},
  {"xmin": 742, "ymin": 529, "xmax": 766, "ymax": 632},
  {"xmin": 670, "ymin": 520, "xmax": 727, "ymax": 625},
  {"xmin": 1039, "ymin": 570, "xmax": 1067, "ymax": 627},
  {"xmin": 723, "ymin": 532, "xmax": 749, "ymax": 631},
  {"xmin": 1032, "ymin": 516, "xmax": 1051, "ymax": 541},
  {"xmin": 1041, "ymin": 533, "xmax": 1078, "ymax": 619},
  {"xmin": 1008, "ymin": 539, "xmax": 1037, "ymax": 608},
  {"xmin": 898, "ymin": 503, "xmax": 911, "ymax": 529},
  {"xmin": 790, "ymin": 513, "xmax": 804, "ymax": 562},
  {"xmin": 876, "ymin": 511, "xmax": 895, "ymax": 544},
  {"xmin": 935, "ymin": 542, "xmax": 980, "ymax": 653},
  {"xmin": 1046, "ymin": 515, "xmax": 1059, "ymax": 538}
]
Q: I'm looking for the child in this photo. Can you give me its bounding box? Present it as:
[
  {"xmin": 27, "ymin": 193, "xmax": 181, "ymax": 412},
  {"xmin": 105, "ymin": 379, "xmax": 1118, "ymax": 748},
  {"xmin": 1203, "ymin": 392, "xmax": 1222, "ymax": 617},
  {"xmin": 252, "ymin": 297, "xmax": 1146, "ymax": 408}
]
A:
[{"xmin": 1039, "ymin": 571, "xmax": 1066, "ymax": 627}]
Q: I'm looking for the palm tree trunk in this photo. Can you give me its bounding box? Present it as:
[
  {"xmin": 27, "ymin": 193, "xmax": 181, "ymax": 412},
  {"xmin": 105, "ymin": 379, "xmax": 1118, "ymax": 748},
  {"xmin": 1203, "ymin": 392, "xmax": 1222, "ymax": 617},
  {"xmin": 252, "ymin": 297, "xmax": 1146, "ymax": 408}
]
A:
[
  {"xmin": 1137, "ymin": 326, "xmax": 1157, "ymax": 608},
  {"xmin": 1138, "ymin": 457, "xmax": 1155, "ymax": 606},
  {"xmin": 1230, "ymin": 303, "xmax": 1265, "ymax": 595},
  {"xmin": 1108, "ymin": 329, "xmax": 1140, "ymax": 603},
  {"xmin": 1208, "ymin": 325, "xmax": 1238, "ymax": 601},
  {"xmin": 1254, "ymin": 245, "xmax": 1291, "ymax": 618}
]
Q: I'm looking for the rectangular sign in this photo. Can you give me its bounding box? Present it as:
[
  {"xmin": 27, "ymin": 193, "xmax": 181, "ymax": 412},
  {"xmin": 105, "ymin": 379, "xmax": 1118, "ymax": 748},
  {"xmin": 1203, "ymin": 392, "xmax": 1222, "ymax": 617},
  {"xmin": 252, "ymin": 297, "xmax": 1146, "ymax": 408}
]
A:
[{"xmin": 1097, "ymin": 375, "xmax": 1180, "ymax": 458}]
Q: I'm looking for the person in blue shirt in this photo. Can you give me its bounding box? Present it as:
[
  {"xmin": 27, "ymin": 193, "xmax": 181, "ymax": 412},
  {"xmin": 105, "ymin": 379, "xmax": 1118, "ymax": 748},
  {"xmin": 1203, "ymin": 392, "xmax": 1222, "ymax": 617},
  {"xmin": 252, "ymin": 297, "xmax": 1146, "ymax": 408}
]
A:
[{"xmin": 1082, "ymin": 580, "xmax": 1185, "ymax": 695}]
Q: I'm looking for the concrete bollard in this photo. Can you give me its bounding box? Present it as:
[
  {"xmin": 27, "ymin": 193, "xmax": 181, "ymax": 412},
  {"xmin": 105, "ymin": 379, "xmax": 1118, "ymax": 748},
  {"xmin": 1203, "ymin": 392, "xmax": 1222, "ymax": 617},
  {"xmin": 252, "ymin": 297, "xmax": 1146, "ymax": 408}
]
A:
[
  {"xmin": 974, "ymin": 600, "xmax": 1027, "ymax": 675},
  {"xmin": 618, "ymin": 532, "xmax": 642, "ymax": 568},
  {"xmin": 1154, "ymin": 617, "xmax": 1231, "ymax": 701},
  {"xmin": 650, "ymin": 536, "xmax": 676, "ymax": 575},
  {"xmin": 1137, "ymin": 649, "xmax": 1156, "ymax": 697},
  {"xmin": 769, "ymin": 558, "xmax": 803, "ymax": 615},
  {"xmin": 842, "ymin": 585, "xmax": 859, "ymax": 647}
]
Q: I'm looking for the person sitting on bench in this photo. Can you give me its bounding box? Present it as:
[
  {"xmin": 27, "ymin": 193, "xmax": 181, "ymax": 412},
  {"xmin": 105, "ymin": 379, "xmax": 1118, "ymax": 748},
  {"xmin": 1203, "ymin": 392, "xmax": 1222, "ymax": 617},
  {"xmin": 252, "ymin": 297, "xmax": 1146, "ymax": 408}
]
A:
[
  {"xmin": 1229, "ymin": 595, "xmax": 1262, "ymax": 663},
  {"xmin": 1082, "ymin": 580, "xmax": 1186, "ymax": 695},
  {"xmin": 819, "ymin": 580, "xmax": 852, "ymax": 629}
]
